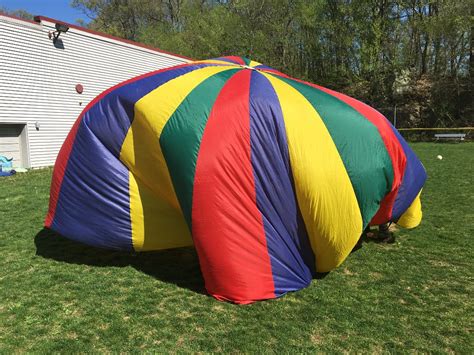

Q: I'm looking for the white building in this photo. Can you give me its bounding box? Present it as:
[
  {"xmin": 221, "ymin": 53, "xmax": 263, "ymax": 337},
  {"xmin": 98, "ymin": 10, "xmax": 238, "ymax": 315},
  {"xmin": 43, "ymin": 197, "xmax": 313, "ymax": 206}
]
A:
[{"xmin": 0, "ymin": 14, "xmax": 190, "ymax": 168}]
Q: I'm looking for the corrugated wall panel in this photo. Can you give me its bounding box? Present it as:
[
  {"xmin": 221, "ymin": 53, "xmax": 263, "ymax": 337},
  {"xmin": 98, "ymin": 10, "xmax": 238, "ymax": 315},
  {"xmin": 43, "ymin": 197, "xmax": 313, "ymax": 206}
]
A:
[{"xmin": 0, "ymin": 15, "xmax": 189, "ymax": 168}]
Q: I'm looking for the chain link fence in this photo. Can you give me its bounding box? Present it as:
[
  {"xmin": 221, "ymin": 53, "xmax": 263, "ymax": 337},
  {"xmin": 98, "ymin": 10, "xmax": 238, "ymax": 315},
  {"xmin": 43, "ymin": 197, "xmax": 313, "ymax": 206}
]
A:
[{"xmin": 375, "ymin": 107, "xmax": 473, "ymax": 142}]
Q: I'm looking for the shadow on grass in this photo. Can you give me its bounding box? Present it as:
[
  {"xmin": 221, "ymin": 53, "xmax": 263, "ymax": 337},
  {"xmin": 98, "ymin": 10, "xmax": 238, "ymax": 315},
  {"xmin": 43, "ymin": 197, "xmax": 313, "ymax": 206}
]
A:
[
  {"xmin": 34, "ymin": 228, "xmax": 205, "ymax": 294},
  {"xmin": 35, "ymin": 228, "xmax": 338, "ymax": 292},
  {"xmin": 361, "ymin": 231, "xmax": 396, "ymax": 245}
]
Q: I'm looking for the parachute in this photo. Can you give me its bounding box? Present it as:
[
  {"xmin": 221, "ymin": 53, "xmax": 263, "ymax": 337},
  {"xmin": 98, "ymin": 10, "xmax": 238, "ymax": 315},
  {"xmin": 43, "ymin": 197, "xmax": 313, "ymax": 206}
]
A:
[{"xmin": 45, "ymin": 56, "xmax": 427, "ymax": 304}]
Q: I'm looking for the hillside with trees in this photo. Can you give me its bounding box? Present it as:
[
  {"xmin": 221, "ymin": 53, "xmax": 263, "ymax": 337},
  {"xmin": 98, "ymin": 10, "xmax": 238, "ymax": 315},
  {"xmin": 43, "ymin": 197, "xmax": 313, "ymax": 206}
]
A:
[{"xmin": 8, "ymin": 1, "xmax": 474, "ymax": 128}]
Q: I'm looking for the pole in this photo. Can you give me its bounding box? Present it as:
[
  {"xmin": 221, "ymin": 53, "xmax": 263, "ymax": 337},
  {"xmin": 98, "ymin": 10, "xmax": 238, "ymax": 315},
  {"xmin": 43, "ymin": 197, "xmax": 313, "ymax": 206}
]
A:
[{"xmin": 394, "ymin": 105, "xmax": 397, "ymax": 128}]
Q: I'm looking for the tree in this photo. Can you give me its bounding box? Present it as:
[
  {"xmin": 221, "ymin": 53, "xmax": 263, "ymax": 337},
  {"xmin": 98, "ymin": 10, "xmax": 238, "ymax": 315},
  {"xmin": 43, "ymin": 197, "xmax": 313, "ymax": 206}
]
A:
[
  {"xmin": 0, "ymin": 6, "xmax": 34, "ymax": 21},
  {"xmin": 70, "ymin": 0, "xmax": 473, "ymax": 128}
]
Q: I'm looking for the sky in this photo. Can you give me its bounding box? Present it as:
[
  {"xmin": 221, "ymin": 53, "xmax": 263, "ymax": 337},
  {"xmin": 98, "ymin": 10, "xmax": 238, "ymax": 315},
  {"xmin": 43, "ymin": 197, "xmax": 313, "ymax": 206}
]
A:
[{"xmin": 0, "ymin": 0, "xmax": 91, "ymax": 24}]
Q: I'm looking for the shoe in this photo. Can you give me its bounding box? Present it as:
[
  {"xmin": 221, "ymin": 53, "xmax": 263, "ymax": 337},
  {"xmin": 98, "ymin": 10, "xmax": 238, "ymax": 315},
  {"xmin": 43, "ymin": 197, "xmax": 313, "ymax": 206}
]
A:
[{"xmin": 378, "ymin": 232, "xmax": 395, "ymax": 244}]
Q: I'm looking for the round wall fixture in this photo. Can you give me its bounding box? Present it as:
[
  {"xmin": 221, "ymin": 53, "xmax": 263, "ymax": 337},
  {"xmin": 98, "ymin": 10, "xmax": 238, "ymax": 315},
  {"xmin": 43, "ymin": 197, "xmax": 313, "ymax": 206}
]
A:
[{"xmin": 75, "ymin": 84, "xmax": 84, "ymax": 94}]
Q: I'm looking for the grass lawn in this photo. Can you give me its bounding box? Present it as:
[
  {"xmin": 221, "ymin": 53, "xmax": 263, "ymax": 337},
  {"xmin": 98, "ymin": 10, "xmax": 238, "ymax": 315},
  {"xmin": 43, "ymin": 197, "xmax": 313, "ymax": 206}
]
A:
[{"xmin": 0, "ymin": 142, "xmax": 472, "ymax": 352}]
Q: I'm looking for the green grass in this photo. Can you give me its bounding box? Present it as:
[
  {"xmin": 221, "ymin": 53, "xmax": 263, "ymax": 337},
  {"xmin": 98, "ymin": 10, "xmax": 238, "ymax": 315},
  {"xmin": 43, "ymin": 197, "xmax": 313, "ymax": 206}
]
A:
[{"xmin": 0, "ymin": 143, "xmax": 473, "ymax": 352}]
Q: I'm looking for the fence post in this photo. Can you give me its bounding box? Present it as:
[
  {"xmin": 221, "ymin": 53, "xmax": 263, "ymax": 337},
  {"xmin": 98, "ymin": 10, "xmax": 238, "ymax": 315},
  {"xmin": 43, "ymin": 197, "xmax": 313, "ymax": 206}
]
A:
[{"xmin": 393, "ymin": 105, "xmax": 397, "ymax": 128}]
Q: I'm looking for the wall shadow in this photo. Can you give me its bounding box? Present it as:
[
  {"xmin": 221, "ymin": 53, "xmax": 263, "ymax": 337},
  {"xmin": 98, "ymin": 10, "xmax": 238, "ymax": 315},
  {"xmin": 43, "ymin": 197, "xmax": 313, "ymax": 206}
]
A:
[{"xmin": 34, "ymin": 228, "xmax": 205, "ymax": 294}]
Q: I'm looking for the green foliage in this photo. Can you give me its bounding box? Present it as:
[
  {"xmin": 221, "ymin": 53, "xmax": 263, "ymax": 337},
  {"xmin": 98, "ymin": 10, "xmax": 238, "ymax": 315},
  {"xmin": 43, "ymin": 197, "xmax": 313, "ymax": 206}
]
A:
[
  {"xmin": 0, "ymin": 6, "xmax": 34, "ymax": 20},
  {"xmin": 0, "ymin": 143, "xmax": 473, "ymax": 352},
  {"xmin": 70, "ymin": 0, "xmax": 472, "ymax": 128}
]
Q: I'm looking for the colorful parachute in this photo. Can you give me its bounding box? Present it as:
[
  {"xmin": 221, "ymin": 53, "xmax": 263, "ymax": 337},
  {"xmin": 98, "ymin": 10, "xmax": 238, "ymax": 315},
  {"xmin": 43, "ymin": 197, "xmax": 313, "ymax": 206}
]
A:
[{"xmin": 46, "ymin": 56, "xmax": 427, "ymax": 303}]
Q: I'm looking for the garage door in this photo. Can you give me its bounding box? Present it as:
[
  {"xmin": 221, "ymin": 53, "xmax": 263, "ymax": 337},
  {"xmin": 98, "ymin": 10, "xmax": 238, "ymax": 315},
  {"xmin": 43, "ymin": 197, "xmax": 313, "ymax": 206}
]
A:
[{"xmin": 0, "ymin": 124, "xmax": 24, "ymax": 167}]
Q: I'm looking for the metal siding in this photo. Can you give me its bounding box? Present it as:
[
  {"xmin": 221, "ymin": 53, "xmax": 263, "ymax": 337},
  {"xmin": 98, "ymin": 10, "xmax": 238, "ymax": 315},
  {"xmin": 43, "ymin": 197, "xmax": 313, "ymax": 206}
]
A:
[{"xmin": 0, "ymin": 15, "xmax": 189, "ymax": 168}]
